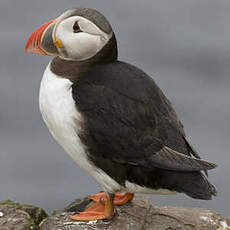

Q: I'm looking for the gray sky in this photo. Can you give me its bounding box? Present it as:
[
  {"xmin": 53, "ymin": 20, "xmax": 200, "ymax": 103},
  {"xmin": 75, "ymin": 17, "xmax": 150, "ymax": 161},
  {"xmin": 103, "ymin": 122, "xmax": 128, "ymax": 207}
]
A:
[{"xmin": 0, "ymin": 0, "xmax": 229, "ymax": 215}]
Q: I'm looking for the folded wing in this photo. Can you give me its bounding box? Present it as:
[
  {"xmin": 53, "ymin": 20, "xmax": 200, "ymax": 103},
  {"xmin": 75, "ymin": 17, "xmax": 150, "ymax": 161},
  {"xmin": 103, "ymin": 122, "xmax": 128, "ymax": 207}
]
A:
[{"xmin": 150, "ymin": 146, "xmax": 217, "ymax": 171}]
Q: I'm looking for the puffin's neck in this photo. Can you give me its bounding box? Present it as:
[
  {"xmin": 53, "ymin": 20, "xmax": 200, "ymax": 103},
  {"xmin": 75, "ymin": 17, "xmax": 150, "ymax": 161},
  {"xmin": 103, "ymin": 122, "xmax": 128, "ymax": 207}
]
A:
[{"xmin": 50, "ymin": 34, "xmax": 118, "ymax": 82}]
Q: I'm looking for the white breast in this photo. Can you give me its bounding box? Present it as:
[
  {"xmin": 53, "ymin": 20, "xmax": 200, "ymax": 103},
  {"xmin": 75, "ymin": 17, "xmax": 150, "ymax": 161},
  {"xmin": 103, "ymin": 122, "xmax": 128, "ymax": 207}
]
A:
[{"xmin": 39, "ymin": 63, "xmax": 121, "ymax": 193}]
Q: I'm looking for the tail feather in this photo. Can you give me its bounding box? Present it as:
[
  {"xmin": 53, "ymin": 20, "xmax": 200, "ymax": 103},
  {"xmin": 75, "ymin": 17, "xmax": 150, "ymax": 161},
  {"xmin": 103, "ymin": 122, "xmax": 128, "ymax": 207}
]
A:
[
  {"xmin": 184, "ymin": 173, "xmax": 217, "ymax": 200},
  {"xmin": 161, "ymin": 170, "xmax": 217, "ymax": 200}
]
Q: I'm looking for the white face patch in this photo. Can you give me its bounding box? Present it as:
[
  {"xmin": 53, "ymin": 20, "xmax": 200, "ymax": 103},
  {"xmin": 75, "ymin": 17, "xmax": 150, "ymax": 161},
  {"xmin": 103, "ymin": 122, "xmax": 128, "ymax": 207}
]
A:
[{"xmin": 54, "ymin": 16, "xmax": 112, "ymax": 61}]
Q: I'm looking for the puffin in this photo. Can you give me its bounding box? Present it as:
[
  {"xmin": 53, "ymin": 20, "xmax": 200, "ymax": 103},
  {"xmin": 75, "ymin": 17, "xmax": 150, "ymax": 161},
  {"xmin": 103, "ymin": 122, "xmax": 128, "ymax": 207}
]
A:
[{"xmin": 25, "ymin": 8, "xmax": 217, "ymax": 221}]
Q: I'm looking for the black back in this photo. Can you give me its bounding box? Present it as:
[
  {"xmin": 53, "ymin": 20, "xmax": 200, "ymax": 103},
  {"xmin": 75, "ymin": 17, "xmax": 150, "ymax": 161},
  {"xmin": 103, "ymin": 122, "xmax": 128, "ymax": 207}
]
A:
[
  {"xmin": 70, "ymin": 61, "xmax": 216, "ymax": 199},
  {"xmin": 72, "ymin": 61, "xmax": 188, "ymax": 158}
]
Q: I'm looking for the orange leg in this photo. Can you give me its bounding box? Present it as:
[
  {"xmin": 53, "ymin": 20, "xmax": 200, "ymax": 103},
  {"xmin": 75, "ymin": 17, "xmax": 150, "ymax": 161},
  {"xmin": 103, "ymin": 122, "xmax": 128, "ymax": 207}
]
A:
[
  {"xmin": 70, "ymin": 194, "xmax": 115, "ymax": 221},
  {"xmin": 90, "ymin": 192, "xmax": 134, "ymax": 206}
]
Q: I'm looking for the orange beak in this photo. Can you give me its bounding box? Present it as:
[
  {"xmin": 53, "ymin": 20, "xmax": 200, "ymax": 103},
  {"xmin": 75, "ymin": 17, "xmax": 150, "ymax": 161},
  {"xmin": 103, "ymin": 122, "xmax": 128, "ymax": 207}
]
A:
[{"xmin": 25, "ymin": 20, "xmax": 55, "ymax": 55}]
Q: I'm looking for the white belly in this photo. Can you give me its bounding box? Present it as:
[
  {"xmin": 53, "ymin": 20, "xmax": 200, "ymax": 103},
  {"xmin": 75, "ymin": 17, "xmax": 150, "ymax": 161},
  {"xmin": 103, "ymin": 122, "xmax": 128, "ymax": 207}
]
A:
[{"xmin": 39, "ymin": 63, "xmax": 121, "ymax": 193}]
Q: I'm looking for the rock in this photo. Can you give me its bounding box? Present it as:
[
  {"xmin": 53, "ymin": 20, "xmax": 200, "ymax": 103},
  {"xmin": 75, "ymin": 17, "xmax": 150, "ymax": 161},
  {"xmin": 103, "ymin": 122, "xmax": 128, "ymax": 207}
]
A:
[
  {"xmin": 0, "ymin": 200, "xmax": 48, "ymax": 230},
  {"xmin": 40, "ymin": 196, "xmax": 230, "ymax": 230},
  {"xmin": 0, "ymin": 198, "xmax": 229, "ymax": 230}
]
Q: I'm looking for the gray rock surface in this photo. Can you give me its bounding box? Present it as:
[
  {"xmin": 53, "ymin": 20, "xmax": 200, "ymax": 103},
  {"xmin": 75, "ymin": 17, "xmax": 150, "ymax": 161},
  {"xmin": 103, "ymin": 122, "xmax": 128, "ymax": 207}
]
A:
[
  {"xmin": 0, "ymin": 200, "xmax": 48, "ymax": 230},
  {"xmin": 1, "ymin": 198, "xmax": 229, "ymax": 230},
  {"xmin": 40, "ymin": 196, "xmax": 230, "ymax": 230}
]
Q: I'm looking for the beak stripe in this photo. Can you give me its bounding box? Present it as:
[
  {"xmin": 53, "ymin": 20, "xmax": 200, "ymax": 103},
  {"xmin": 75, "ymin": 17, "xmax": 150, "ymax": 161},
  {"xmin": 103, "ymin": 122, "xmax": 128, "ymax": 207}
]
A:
[{"xmin": 25, "ymin": 19, "xmax": 55, "ymax": 55}]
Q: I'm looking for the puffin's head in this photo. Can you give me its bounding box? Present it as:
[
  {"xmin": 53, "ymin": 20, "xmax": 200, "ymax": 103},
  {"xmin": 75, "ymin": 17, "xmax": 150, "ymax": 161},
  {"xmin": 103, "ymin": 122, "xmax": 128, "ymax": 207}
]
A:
[{"xmin": 25, "ymin": 8, "xmax": 117, "ymax": 61}]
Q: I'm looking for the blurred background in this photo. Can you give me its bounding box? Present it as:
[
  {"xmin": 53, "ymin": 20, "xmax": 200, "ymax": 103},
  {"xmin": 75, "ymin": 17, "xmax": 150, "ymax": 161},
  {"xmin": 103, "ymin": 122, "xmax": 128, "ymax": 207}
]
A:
[{"xmin": 0, "ymin": 0, "xmax": 229, "ymax": 215}]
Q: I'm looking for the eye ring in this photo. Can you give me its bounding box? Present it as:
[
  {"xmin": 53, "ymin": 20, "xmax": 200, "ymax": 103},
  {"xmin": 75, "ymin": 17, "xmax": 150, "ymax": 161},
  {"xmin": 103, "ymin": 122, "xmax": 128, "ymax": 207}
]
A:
[{"xmin": 73, "ymin": 21, "xmax": 82, "ymax": 33}]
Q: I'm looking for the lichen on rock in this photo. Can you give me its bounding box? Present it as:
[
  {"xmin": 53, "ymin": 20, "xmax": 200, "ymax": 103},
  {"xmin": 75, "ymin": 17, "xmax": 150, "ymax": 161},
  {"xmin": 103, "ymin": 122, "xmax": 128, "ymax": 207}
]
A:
[{"xmin": 0, "ymin": 200, "xmax": 48, "ymax": 230}]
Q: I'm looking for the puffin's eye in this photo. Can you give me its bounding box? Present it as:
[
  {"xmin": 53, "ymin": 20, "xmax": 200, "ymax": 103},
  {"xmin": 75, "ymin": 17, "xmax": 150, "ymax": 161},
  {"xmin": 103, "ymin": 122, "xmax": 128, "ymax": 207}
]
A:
[{"xmin": 73, "ymin": 21, "xmax": 82, "ymax": 33}]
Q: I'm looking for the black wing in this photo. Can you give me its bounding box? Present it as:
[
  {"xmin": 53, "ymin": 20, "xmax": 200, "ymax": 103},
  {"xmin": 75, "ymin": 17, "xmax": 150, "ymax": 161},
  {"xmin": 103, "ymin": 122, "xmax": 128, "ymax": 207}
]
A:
[{"xmin": 72, "ymin": 61, "xmax": 217, "ymax": 172}]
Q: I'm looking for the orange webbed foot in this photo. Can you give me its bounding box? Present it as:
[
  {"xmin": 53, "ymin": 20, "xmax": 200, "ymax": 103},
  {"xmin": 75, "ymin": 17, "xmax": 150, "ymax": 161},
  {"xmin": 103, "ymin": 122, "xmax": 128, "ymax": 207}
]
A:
[
  {"xmin": 70, "ymin": 193, "xmax": 115, "ymax": 221},
  {"xmin": 90, "ymin": 191, "xmax": 134, "ymax": 206}
]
